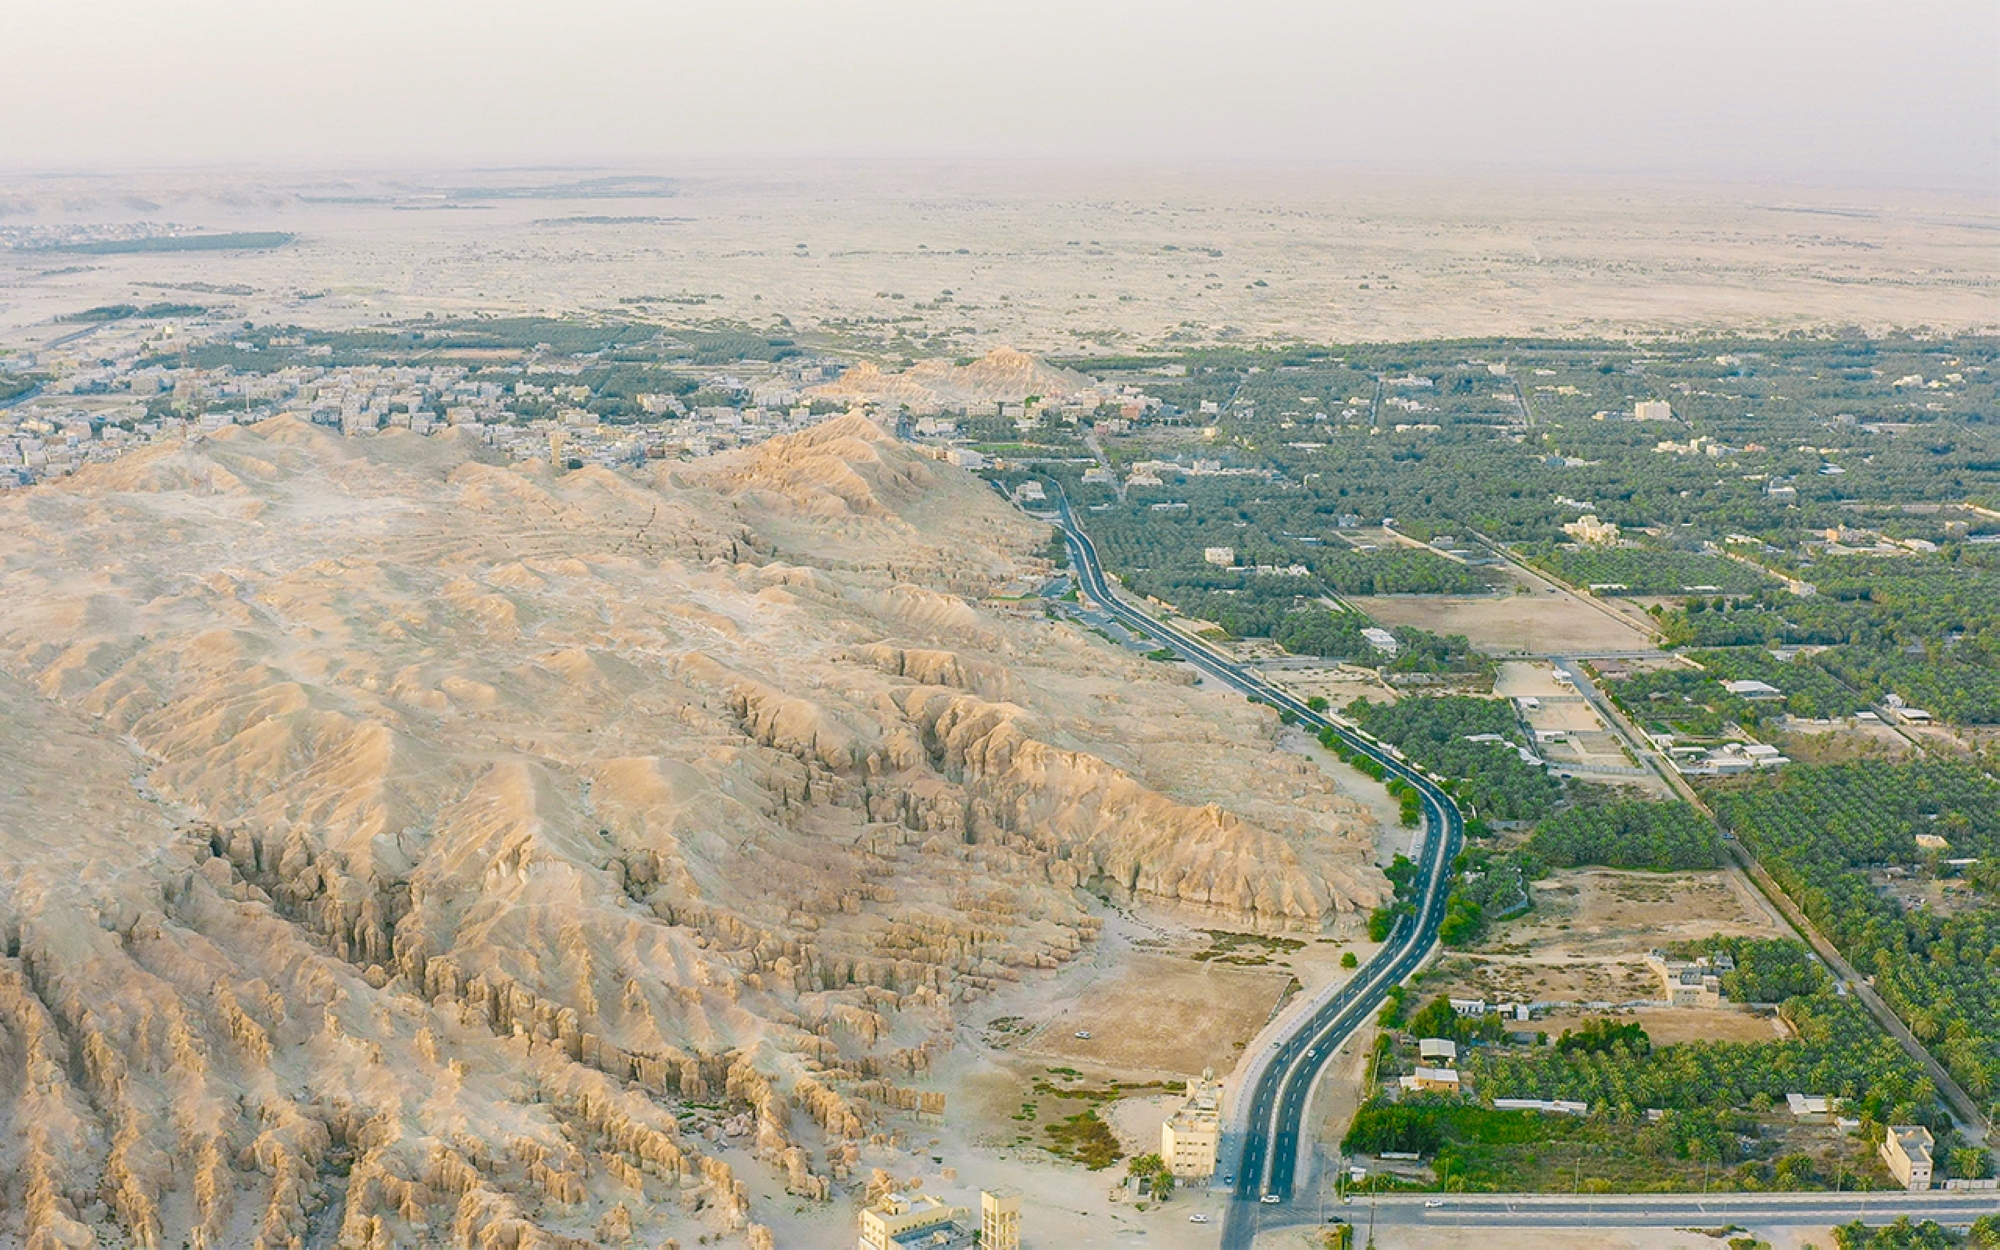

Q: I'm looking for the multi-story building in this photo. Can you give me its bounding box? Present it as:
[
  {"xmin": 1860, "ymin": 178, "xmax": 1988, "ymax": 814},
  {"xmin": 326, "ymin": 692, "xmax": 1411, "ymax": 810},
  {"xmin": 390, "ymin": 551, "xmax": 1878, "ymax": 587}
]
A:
[
  {"xmin": 859, "ymin": 1189, "xmax": 1020, "ymax": 1250},
  {"xmin": 1162, "ymin": 1072, "xmax": 1224, "ymax": 1179},
  {"xmin": 1881, "ymin": 1125, "xmax": 1934, "ymax": 1191},
  {"xmin": 980, "ymin": 1188, "xmax": 1021, "ymax": 1250},
  {"xmin": 857, "ymin": 1192, "xmax": 968, "ymax": 1250},
  {"xmin": 1562, "ymin": 514, "xmax": 1621, "ymax": 546},
  {"xmin": 1646, "ymin": 950, "xmax": 1733, "ymax": 1007}
]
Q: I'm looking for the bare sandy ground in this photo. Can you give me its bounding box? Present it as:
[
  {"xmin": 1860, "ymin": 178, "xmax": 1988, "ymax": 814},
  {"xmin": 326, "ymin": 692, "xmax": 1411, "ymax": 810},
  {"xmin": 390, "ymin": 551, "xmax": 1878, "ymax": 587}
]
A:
[
  {"xmin": 3, "ymin": 165, "xmax": 1995, "ymax": 350},
  {"xmin": 1496, "ymin": 660, "xmax": 1581, "ymax": 700},
  {"xmin": 1535, "ymin": 1006, "xmax": 1787, "ymax": 1046},
  {"xmin": 1281, "ymin": 726, "xmax": 1417, "ymax": 866},
  {"xmin": 1266, "ymin": 665, "xmax": 1398, "ymax": 715},
  {"xmin": 1353, "ymin": 573, "xmax": 1657, "ymax": 658},
  {"xmin": 1425, "ymin": 867, "xmax": 1789, "ymax": 1008},
  {"xmin": 1015, "ymin": 952, "xmax": 1295, "ymax": 1077}
]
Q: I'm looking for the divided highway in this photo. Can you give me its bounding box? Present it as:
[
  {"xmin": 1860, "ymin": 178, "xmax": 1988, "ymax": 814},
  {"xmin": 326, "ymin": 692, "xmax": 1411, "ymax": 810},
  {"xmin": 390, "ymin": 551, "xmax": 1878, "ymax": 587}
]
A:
[{"xmin": 1050, "ymin": 500, "xmax": 1465, "ymax": 1250}]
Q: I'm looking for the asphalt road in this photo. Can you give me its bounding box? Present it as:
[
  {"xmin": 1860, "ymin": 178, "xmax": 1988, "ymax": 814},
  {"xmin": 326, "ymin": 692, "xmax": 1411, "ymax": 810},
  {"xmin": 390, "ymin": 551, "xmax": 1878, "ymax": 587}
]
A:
[
  {"xmin": 1050, "ymin": 499, "xmax": 1466, "ymax": 1250},
  {"xmin": 1041, "ymin": 492, "xmax": 1996, "ymax": 1246},
  {"xmin": 1270, "ymin": 1189, "xmax": 2000, "ymax": 1235}
]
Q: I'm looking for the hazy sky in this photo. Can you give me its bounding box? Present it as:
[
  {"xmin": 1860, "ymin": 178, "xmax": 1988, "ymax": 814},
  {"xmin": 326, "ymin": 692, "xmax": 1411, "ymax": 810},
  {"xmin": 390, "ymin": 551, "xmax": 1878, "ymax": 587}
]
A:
[{"xmin": 6, "ymin": 1, "xmax": 1996, "ymax": 188}]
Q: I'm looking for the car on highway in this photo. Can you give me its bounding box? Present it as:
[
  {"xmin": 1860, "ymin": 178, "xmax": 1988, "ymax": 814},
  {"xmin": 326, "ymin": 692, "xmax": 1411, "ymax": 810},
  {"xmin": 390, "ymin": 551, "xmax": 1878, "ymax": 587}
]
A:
[{"xmin": 1424, "ymin": 1199, "xmax": 1445, "ymax": 1208}]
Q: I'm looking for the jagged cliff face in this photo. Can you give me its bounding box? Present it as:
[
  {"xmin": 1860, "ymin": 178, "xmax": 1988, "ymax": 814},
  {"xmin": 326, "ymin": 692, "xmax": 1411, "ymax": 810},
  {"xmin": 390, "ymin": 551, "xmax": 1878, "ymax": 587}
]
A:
[{"xmin": 0, "ymin": 413, "xmax": 1382, "ymax": 1247}]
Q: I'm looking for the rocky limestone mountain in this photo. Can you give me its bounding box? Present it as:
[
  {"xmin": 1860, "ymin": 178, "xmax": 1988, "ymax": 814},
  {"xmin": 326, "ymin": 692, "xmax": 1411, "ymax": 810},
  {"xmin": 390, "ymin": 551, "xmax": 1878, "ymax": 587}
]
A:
[
  {"xmin": 0, "ymin": 412, "xmax": 1381, "ymax": 1247},
  {"xmin": 807, "ymin": 347, "xmax": 1091, "ymax": 411}
]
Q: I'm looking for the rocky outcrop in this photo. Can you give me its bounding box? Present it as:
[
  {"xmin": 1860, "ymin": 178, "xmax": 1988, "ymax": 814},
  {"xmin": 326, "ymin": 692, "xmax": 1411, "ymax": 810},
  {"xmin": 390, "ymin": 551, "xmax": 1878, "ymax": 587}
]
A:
[
  {"xmin": 808, "ymin": 347, "xmax": 1091, "ymax": 410},
  {"xmin": 0, "ymin": 413, "xmax": 1381, "ymax": 1245}
]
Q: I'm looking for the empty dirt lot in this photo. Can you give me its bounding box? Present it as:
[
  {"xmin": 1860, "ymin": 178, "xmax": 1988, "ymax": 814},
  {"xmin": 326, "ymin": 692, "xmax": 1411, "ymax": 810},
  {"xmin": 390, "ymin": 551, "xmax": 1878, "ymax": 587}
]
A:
[
  {"xmin": 1352, "ymin": 585, "xmax": 1656, "ymax": 656},
  {"xmin": 1420, "ymin": 867, "xmax": 1790, "ymax": 1007},
  {"xmin": 1536, "ymin": 1006, "xmax": 1786, "ymax": 1045},
  {"xmin": 1014, "ymin": 952, "xmax": 1295, "ymax": 1076}
]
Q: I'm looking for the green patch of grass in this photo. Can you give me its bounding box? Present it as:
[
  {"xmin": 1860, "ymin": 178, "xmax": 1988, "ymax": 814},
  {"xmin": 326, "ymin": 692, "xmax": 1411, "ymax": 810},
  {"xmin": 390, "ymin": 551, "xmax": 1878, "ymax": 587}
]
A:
[
  {"xmin": 1192, "ymin": 930, "xmax": 1307, "ymax": 966},
  {"xmin": 1044, "ymin": 1108, "xmax": 1124, "ymax": 1170}
]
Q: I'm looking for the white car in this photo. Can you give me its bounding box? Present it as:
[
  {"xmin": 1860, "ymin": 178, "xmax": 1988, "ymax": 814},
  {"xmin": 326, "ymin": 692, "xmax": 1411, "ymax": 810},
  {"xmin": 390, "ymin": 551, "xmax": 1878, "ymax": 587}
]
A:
[
  {"xmin": 1073, "ymin": 1030, "xmax": 1092, "ymax": 1040},
  {"xmin": 1260, "ymin": 1194, "xmax": 1282, "ymax": 1205},
  {"xmin": 1424, "ymin": 1198, "xmax": 1446, "ymax": 1208},
  {"xmin": 1188, "ymin": 1213, "xmax": 1210, "ymax": 1224}
]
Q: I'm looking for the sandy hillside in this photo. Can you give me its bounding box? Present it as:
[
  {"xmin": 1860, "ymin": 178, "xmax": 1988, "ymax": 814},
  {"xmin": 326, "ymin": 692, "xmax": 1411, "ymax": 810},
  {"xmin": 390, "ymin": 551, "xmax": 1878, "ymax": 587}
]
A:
[
  {"xmin": 808, "ymin": 347, "xmax": 1093, "ymax": 409},
  {"xmin": 0, "ymin": 413, "xmax": 1380, "ymax": 1247}
]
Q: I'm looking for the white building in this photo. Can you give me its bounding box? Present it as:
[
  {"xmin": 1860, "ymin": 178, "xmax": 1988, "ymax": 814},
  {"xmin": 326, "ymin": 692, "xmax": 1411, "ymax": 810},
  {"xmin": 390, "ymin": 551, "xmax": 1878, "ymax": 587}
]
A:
[
  {"xmin": 1786, "ymin": 1093, "xmax": 1831, "ymax": 1119},
  {"xmin": 1723, "ymin": 679, "xmax": 1783, "ymax": 701},
  {"xmin": 1418, "ymin": 1038, "xmax": 1458, "ymax": 1064},
  {"xmin": 1361, "ymin": 627, "xmax": 1401, "ymax": 657},
  {"xmin": 1203, "ymin": 546, "xmax": 1236, "ymax": 567},
  {"xmin": 858, "ymin": 1192, "xmax": 966, "ymax": 1250}
]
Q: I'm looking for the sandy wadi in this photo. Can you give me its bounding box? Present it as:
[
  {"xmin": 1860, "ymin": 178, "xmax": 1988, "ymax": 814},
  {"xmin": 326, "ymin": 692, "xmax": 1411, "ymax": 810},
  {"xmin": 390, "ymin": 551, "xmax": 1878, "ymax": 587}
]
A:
[{"xmin": 0, "ymin": 413, "xmax": 1379, "ymax": 1247}]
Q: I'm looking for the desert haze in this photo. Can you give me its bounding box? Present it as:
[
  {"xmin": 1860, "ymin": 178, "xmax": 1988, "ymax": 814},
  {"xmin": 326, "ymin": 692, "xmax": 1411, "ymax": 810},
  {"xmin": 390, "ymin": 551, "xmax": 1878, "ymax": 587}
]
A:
[{"xmin": 1, "ymin": 166, "xmax": 1994, "ymax": 347}]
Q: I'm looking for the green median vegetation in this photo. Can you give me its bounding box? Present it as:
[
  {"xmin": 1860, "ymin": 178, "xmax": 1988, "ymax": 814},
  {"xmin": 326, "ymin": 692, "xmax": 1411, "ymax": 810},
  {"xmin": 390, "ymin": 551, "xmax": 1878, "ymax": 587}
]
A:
[
  {"xmin": 1368, "ymin": 852, "xmax": 1420, "ymax": 942},
  {"xmin": 1438, "ymin": 846, "xmax": 1541, "ymax": 948}
]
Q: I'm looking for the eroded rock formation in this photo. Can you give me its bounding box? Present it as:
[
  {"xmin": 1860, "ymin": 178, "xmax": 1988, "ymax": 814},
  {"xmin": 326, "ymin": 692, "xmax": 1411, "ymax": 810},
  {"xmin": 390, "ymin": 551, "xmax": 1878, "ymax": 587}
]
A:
[{"xmin": 0, "ymin": 412, "xmax": 1381, "ymax": 1245}]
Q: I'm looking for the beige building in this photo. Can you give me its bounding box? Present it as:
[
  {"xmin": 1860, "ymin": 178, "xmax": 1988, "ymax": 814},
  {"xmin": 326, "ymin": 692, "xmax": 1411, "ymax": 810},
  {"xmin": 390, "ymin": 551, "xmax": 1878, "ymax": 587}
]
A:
[
  {"xmin": 1399, "ymin": 1066, "xmax": 1461, "ymax": 1095},
  {"xmin": 981, "ymin": 1187, "xmax": 1021, "ymax": 1250},
  {"xmin": 1646, "ymin": 950, "xmax": 1732, "ymax": 1007},
  {"xmin": 1881, "ymin": 1125, "xmax": 1934, "ymax": 1191},
  {"xmin": 1634, "ymin": 399, "xmax": 1673, "ymax": 421},
  {"xmin": 1562, "ymin": 514, "xmax": 1620, "ymax": 546},
  {"xmin": 858, "ymin": 1192, "xmax": 968, "ymax": 1250},
  {"xmin": 1162, "ymin": 1072, "xmax": 1224, "ymax": 1179}
]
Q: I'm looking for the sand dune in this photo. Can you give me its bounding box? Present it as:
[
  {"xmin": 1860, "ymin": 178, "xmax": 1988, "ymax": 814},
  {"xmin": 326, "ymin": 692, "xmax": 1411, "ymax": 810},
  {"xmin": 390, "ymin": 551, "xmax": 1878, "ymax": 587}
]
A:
[{"xmin": 0, "ymin": 413, "xmax": 1379, "ymax": 1247}]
